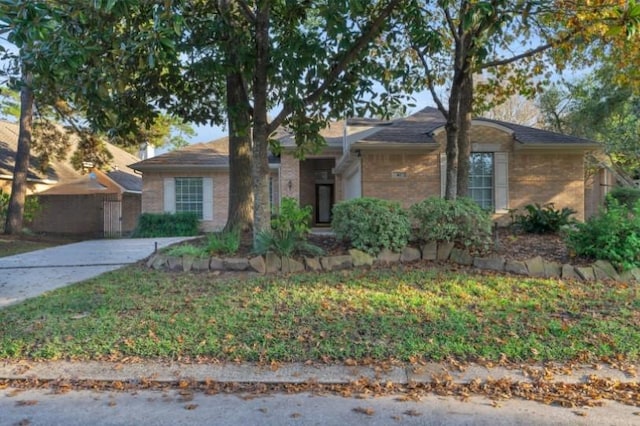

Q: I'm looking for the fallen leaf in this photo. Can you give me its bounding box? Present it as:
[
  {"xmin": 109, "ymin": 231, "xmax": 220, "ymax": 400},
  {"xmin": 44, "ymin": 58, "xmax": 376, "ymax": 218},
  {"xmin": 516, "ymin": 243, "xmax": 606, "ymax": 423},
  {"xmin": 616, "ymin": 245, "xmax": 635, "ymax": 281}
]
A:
[
  {"xmin": 353, "ymin": 407, "xmax": 375, "ymax": 416},
  {"xmin": 184, "ymin": 404, "xmax": 198, "ymax": 410},
  {"xmin": 15, "ymin": 400, "xmax": 38, "ymax": 407},
  {"xmin": 404, "ymin": 409, "xmax": 421, "ymax": 417}
]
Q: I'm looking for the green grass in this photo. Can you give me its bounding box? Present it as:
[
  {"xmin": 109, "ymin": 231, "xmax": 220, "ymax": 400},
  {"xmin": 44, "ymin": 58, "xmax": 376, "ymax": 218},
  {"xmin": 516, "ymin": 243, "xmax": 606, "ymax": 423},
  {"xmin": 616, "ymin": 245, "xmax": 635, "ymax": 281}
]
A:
[{"xmin": 1, "ymin": 267, "xmax": 639, "ymax": 363}]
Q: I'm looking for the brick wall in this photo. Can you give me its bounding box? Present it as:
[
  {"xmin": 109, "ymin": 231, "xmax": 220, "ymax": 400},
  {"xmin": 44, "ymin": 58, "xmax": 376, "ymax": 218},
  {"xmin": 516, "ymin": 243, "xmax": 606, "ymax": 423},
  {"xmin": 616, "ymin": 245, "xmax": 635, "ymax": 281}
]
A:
[{"xmin": 361, "ymin": 151, "xmax": 441, "ymax": 208}]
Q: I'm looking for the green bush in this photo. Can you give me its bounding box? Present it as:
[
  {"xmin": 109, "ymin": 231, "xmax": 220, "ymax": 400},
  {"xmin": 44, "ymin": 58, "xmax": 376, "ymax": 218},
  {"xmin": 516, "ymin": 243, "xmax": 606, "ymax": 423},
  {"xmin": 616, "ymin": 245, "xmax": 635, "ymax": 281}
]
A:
[
  {"xmin": 606, "ymin": 186, "xmax": 640, "ymax": 210},
  {"xmin": 254, "ymin": 197, "xmax": 323, "ymax": 257},
  {"xmin": 332, "ymin": 197, "xmax": 410, "ymax": 255},
  {"xmin": 0, "ymin": 190, "xmax": 42, "ymax": 232},
  {"xmin": 132, "ymin": 212, "xmax": 200, "ymax": 237},
  {"xmin": 566, "ymin": 200, "xmax": 640, "ymax": 271},
  {"xmin": 206, "ymin": 228, "xmax": 241, "ymax": 255},
  {"xmin": 165, "ymin": 244, "xmax": 208, "ymax": 258},
  {"xmin": 515, "ymin": 203, "xmax": 576, "ymax": 234},
  {"xmin": 409, "ymin": 197, "xmax": 491, "ymax": 251}
]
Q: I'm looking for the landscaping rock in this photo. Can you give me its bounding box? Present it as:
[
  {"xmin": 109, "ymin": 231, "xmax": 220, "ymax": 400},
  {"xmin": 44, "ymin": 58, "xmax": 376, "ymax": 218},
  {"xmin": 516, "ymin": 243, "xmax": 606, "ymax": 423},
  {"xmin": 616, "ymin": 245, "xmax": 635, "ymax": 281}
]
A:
[
  {"xmin": 349, "ymin": 249, "xmax": 374, "ymax": 267},
  {"xmin": 525, "ymin": 256, "xmax": 545, "ymax": 278},
  {"xmin": 377, "ymin": 249, "xmax": 400, "ymax": 265},
  {"xmin": 450, "ymin": 248, "xmax": 473, "ymax": 266},
  {"xmin": 575, "ymin": 266, "xmax": 595, "ymax": 281},
  {"xmin": 224, "ymin": 258, "xmax": 249, "ymax": 271},
  {"xmin": 209, "ymin": 257, "xmax": 225, "ymax": 271},
  {"xmin": 281, "ymin": 257, "xmax": 305, "ymax": 273},
  {"xmin": 593, "ymin": 260, "xmax": 620, "ymax": 281},
  {"xmin": 561, "ymin": 264, "xmax": 580, "ymax": 281},
  {"xmin": 265, "ymin": 252, "xmax": 281, "ymax": 273},
  {"xmin": 146, "ymin": 254, "xmax": 159, "ymax": 269},
  {"xmin": 473, "ymin": 254, "xmax": 505, "ymax": 272},
  {"xmin": 543, "ymin": 261, "xmax": 562, "ymax": 279},
  {"xmin": 619, "ymin": 268, "xmax": 640, "ymax": 283},
  {"xmin": 400, "ymin": 247, "xmax": 421, "ymax": 263},
  {"xmin": 436, "ymin": 241, "xmax": 454, "ymax": 261},
  {"xmin": 505, "ymin": 260, "xmax": 528, "ymax": 275},
  {"xmin": 249, "ymin": 256, "xmax": 266, "ymax": 274},
  {"xmin": 150, "ymin": 254, "xmax": 167, "ymax": 270},
  {"xmin": 304, "ymin": 257, "xmax": 322, "ymax": 271},
  {"xmin": 421, "ymin": 241, "xmax": 437, "ymax": 260},
  {"xmin": 167, "ymin": 256, "xmax": 182, "ymax": 271},
  {"xmin": 321, "ymin": 255, "xmax": 352, "ymax": 271},
  {"xmin": 192, "ymin": 257, "xmax": 211, "ymax": 271},
  {"xmin": 182, "ymin": 256, "xmax": 195, "ymax": 272}
]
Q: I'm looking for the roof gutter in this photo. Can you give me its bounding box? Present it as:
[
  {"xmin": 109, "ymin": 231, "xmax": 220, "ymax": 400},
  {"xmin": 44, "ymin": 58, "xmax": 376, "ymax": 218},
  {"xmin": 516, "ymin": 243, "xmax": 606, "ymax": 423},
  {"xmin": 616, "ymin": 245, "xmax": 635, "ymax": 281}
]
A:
[
  {"xmin": 514, "ymin": 143, "xmax": 601, "ymax": 151},
  {"xmin": 130, "ymin": 163, "xmax": 281, "ymax": 173},
  {"xmin": 350, "ymin": 141, "xmax": 439, "ymax": 151},
  {"xmin": 0, "ymin": 174, "xmax": 58, "ymax": 185}
]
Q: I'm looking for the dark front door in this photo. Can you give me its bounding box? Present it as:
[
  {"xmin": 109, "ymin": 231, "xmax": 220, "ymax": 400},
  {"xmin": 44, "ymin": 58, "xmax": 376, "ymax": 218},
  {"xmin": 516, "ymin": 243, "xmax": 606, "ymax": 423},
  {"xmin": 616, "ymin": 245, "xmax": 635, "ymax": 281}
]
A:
[{"xmin": 315, "ymin": 184, "xmax": 334, "ymax": 225}]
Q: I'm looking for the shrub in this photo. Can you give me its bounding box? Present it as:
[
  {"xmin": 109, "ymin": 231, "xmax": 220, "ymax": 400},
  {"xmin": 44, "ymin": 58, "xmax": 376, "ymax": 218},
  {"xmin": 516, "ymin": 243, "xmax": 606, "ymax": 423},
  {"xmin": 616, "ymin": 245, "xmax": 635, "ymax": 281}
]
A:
[
  {"xmin": 206, "ymin": 228, "xmax": 241, "ymax": 255},
  {"xmin": 332, "ymin": 197, "xmax": 410, "ymax": 255},
  {"xmin": 409, "ymin": 197, "xmax": 491, "ymax": 251},
  {"xmin": 132, "ymin": 212, "xmax": 200, "ymax": 237},
  {"xmin": 0, "ymin": 190, "xmax": 42, "ymax": 232},
  {"xmin": 514, "ymin": 203, "xmax": 576, "ymax": 234},
  {"xmin": 566, "ymin": 200, "xmax": 640, "ymax": 271},
  {"xmin": 254, "ymin": 197, "xmax": 323, "ymax": 257},
  {"xmin": 606, "ymin": 186, "xmax": 640, "ymax": 210},
  {"xmin": 165, "ymin": 244, "xmax": 208, "ymax": 258}
]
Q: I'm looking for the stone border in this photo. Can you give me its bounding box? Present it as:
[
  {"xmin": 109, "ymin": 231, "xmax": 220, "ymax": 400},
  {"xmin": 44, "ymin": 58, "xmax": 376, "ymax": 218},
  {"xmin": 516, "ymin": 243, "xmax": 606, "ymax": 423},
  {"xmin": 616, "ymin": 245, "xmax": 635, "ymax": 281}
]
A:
[{"xmin": 146, "ymin": 242, "xmax": 640, "ymax": 283}]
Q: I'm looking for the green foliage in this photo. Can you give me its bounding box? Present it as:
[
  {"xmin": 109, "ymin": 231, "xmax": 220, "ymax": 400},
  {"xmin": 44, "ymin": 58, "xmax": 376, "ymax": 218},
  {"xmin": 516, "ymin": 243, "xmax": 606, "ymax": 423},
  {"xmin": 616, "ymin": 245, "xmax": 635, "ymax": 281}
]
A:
[
  {"xmin": 515, "ymin": 203, "xmax": 576, "ymax": 234},
  {"xmin": 566, "ymin": 200, "xmax": 640, "ymax": 271},
  {"xmin": 132, "ymin": 212, "xmax": 200, "ymax": 238},
  {"xmin": 409, "ymin": 197, "xmax": 492, "ymax": 251},
  {"xmin": 205, "ymin": 228, "xmax": 241, "ymax": 256},
  {"xmin": 254, "ymin": 197, "xmax": 323, "ymax": 257},
  {"xmin": 606, "ymin": 186, "xmax": 640, "ymax": 209},
  {"xmin": 332, "ymin": 197, "xmax": 410, "ymax": 255},
  {"xmin": 0, "ymin": 190, "xmax": 41, "ymax": 232},
  {"xmin": 165, "ymin": 244, "xmax": 207, "ymax": 258}
]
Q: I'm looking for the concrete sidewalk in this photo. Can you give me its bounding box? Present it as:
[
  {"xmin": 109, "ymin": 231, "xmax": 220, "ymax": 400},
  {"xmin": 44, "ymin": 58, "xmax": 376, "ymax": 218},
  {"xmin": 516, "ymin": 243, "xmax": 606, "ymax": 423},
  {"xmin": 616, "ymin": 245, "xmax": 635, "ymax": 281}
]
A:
[
  {"xmin": 0, "ymin": 237, "xmax": 192, "ymax": 308},
  {"xmin": 0, "ymin": 360, "xmax": 636, "ymax": 386}
]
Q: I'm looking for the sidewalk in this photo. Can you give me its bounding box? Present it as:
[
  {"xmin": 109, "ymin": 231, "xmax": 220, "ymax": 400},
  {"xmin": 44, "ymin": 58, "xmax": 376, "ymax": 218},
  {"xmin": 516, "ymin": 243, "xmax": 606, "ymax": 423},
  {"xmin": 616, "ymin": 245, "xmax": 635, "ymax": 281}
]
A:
[{"xmin": 0, "ymin": 360, "xmax": 636, "ymax": 386}]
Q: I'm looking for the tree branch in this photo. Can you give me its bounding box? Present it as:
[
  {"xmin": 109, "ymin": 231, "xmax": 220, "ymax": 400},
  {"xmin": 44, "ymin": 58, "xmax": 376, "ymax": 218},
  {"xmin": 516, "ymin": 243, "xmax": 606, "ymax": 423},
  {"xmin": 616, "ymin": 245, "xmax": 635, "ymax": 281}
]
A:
[
  {"xmin": 235, "ymin": 0, "xmax": 256, "ymax": 24},
  {"xmin": 412, "ymin": 44, "xmax": 448, "ymax": 119},
  {"xmin": 269, "ymin": 0, "xmax": 403, "ymax": 132},
  {"xmin": 480, "ymin": 31, "xmax": 575, "ymax": 69}
]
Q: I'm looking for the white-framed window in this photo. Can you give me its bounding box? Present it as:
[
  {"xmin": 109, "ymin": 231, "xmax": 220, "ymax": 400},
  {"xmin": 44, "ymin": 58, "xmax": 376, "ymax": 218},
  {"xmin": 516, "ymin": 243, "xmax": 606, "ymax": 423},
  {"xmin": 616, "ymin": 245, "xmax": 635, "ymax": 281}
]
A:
[
  {"xmin": 164, "ymin": 177, "xmax": 213, "ymax": 220},
  {"xmin": 175, "ymin": 177, "xmax": 203, "ymax": 218},
  {"xmin": 469, "ymin": 153, "xmax": 494, "ymax": 210},
  {"xmin": 440, "ymin": 151, "xmax": 508, "ymax": 213}
]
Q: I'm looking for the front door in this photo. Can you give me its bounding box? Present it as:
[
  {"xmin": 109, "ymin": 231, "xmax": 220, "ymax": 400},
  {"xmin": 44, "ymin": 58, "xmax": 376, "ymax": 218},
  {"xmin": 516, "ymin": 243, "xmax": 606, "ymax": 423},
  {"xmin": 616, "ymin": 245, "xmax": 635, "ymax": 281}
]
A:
[{"xmin": 315, "ymin": 184, "xmax": 334, "ymax": 225}]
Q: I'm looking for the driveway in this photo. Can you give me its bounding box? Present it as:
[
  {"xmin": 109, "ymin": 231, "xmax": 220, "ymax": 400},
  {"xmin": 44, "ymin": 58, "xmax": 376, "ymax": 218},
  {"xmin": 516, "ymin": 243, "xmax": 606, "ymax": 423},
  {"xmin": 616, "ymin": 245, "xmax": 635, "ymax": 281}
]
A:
[{"xmin": 0, "ymin": 237, "xmax": 192, "ymax": 308}]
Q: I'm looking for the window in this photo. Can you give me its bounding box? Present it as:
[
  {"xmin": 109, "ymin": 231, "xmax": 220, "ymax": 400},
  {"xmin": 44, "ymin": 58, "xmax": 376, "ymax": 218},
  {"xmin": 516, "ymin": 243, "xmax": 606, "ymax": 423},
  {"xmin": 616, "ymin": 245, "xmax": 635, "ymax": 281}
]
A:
[
  {"xmin": 469, "ymin": 153, "xmax": 494, "ymax": 210},
  {"xmin": 175, "ymin": 177, "xmax": 203, "ymax": 219}
]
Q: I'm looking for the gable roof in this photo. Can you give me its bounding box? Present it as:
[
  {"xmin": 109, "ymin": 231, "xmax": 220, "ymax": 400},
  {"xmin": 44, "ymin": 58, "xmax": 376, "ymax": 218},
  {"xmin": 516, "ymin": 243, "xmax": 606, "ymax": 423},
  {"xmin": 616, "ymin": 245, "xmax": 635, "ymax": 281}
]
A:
[
  {"xmin": 359, "ymin": 107, "xmax": 600, "ymax": 147},
  {"xmin": 0, "ymin": 120, "xmax": 142, "ymax": 187},
  {"xmin": 130, "ymin": 137, "xmax": 281, "ymax": 171}
]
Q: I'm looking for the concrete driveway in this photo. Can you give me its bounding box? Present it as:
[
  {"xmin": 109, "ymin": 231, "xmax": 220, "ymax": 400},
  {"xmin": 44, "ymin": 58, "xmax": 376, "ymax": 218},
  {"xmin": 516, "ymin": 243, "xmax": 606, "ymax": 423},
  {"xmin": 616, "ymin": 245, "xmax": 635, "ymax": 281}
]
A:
[{"xmin": 0, "ymin": 237, "xmax": 192, "ymax": 308}]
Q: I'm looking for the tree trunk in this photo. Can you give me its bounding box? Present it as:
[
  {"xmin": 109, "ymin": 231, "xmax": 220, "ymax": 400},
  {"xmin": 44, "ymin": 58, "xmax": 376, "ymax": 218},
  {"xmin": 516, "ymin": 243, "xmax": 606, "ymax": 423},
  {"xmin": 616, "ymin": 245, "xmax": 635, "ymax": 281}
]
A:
[
  {"xmin": 456, "ymin": 72, "xmax": 473, "ymax": 197},
  {"xmin": 251, "ymin": 2, "xmax": 272, "ymax": 247},
  {"xmin": 4, "ymin": 71, "xmax": 34, "ymax": 235},
  {"xmin": 224, "ymin": 70, "xmax": 253, "ymax": 232}
]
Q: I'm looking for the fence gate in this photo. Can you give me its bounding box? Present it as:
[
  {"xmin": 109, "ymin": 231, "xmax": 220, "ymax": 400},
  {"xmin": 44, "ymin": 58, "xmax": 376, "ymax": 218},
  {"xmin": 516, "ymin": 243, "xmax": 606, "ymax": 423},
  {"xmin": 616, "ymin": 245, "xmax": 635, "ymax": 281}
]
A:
[{"xmin": 103, "ymin": 196, "xmax": 122, "ymax": 237}]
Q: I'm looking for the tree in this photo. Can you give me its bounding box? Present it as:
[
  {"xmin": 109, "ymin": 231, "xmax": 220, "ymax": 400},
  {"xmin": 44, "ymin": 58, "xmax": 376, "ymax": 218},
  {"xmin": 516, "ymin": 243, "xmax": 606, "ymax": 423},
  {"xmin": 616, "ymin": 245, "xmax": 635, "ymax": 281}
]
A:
[{"xmin": 404, "ymin": 0, "xmax": 640, "ymax": 200}]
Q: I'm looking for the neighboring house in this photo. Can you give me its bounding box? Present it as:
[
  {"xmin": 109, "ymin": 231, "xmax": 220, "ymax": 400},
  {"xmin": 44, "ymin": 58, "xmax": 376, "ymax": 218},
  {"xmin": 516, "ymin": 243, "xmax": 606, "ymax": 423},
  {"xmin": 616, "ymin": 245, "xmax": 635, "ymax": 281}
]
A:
[
  {"xmin": 1, "ymin": 120, "xmax": 143, "ymax": 236},
  {"xmin": 131, "ymin": 107, "xmax": 603, "ymax": 232}
]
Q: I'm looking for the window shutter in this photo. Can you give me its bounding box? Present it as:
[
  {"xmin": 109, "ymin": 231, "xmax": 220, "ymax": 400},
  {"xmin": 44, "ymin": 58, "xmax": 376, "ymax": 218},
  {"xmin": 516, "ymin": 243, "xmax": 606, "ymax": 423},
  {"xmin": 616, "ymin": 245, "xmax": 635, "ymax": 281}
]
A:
[
  {"xmin": 202, "ymin": 177, "xmax": 214, "ymax": 221},
  {"xmin": 163, "ymin": 178, "xmax": 176, "ymax": 213},
  {"xmin": 440, "ymin": 153, "xmax": 447, "ymax": 197},
  {"xmin": 494, "ymin": 152, "xmax": 509, "ymax": 212}
]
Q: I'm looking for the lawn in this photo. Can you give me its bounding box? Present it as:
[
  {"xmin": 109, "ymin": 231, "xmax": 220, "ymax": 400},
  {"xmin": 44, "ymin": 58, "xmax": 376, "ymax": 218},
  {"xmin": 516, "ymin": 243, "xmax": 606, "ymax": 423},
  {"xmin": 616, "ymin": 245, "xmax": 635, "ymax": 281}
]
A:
[
  {"xmin": 0, "ymin": 266, "xmax": 638, "ymax": 364},
  {"xmin": 0, "ymin": 238, "xmax": 58, "ymax": 258}
]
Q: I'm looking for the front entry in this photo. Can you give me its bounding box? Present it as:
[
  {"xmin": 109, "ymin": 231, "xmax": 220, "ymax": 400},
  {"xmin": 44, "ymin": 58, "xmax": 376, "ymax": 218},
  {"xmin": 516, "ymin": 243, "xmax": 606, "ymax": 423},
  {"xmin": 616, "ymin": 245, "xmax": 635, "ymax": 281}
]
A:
[{"xmin": 315, "ymin": 184, "xmax": 334, "ymax": 225}]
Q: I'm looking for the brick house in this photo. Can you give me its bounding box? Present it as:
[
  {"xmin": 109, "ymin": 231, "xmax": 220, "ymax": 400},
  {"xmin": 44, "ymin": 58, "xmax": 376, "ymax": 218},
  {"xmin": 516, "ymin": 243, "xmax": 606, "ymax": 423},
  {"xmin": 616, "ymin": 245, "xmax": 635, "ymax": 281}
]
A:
[{"xmin": 130, "ymin": 107, "xmax": 602, "ymax": 231}]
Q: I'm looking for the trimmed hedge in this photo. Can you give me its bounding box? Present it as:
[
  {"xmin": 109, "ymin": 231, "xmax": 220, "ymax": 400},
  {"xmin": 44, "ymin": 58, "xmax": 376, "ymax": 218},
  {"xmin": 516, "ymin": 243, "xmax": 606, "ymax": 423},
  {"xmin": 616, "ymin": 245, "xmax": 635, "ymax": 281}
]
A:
[
  {"xmin": 132, "ymin": 212, "xmax": 200, "ymax": 237},
  {"xmin": 332, "ymin": 197, "xmax": 410, "ymax": 255}
]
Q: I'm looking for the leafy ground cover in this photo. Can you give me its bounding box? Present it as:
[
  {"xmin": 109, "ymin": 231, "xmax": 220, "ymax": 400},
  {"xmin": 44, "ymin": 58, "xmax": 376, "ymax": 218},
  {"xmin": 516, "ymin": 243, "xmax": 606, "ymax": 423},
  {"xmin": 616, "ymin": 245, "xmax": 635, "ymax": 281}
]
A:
[{"xmin": 1, "ymin": 265, "xmax": 638, "ymax": 364}]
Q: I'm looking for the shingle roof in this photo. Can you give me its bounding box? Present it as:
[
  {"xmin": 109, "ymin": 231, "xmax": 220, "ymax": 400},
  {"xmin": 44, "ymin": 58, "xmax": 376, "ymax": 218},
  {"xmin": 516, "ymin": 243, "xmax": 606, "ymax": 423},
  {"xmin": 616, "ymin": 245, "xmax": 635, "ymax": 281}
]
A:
[
  {"xmin": 0, "ymin": 120, "xmax": 142, "ymax": 185},
  {"xmin": 360, "ymin": 107, "xmax": 599, "ymax": 146},
  {"xmin": 130, "ymin": 137, "xmax": 281, "ymax": 171},
  {"xmin": 107, "ymin": 170, "xmax": 142, "ymax": 192}
]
